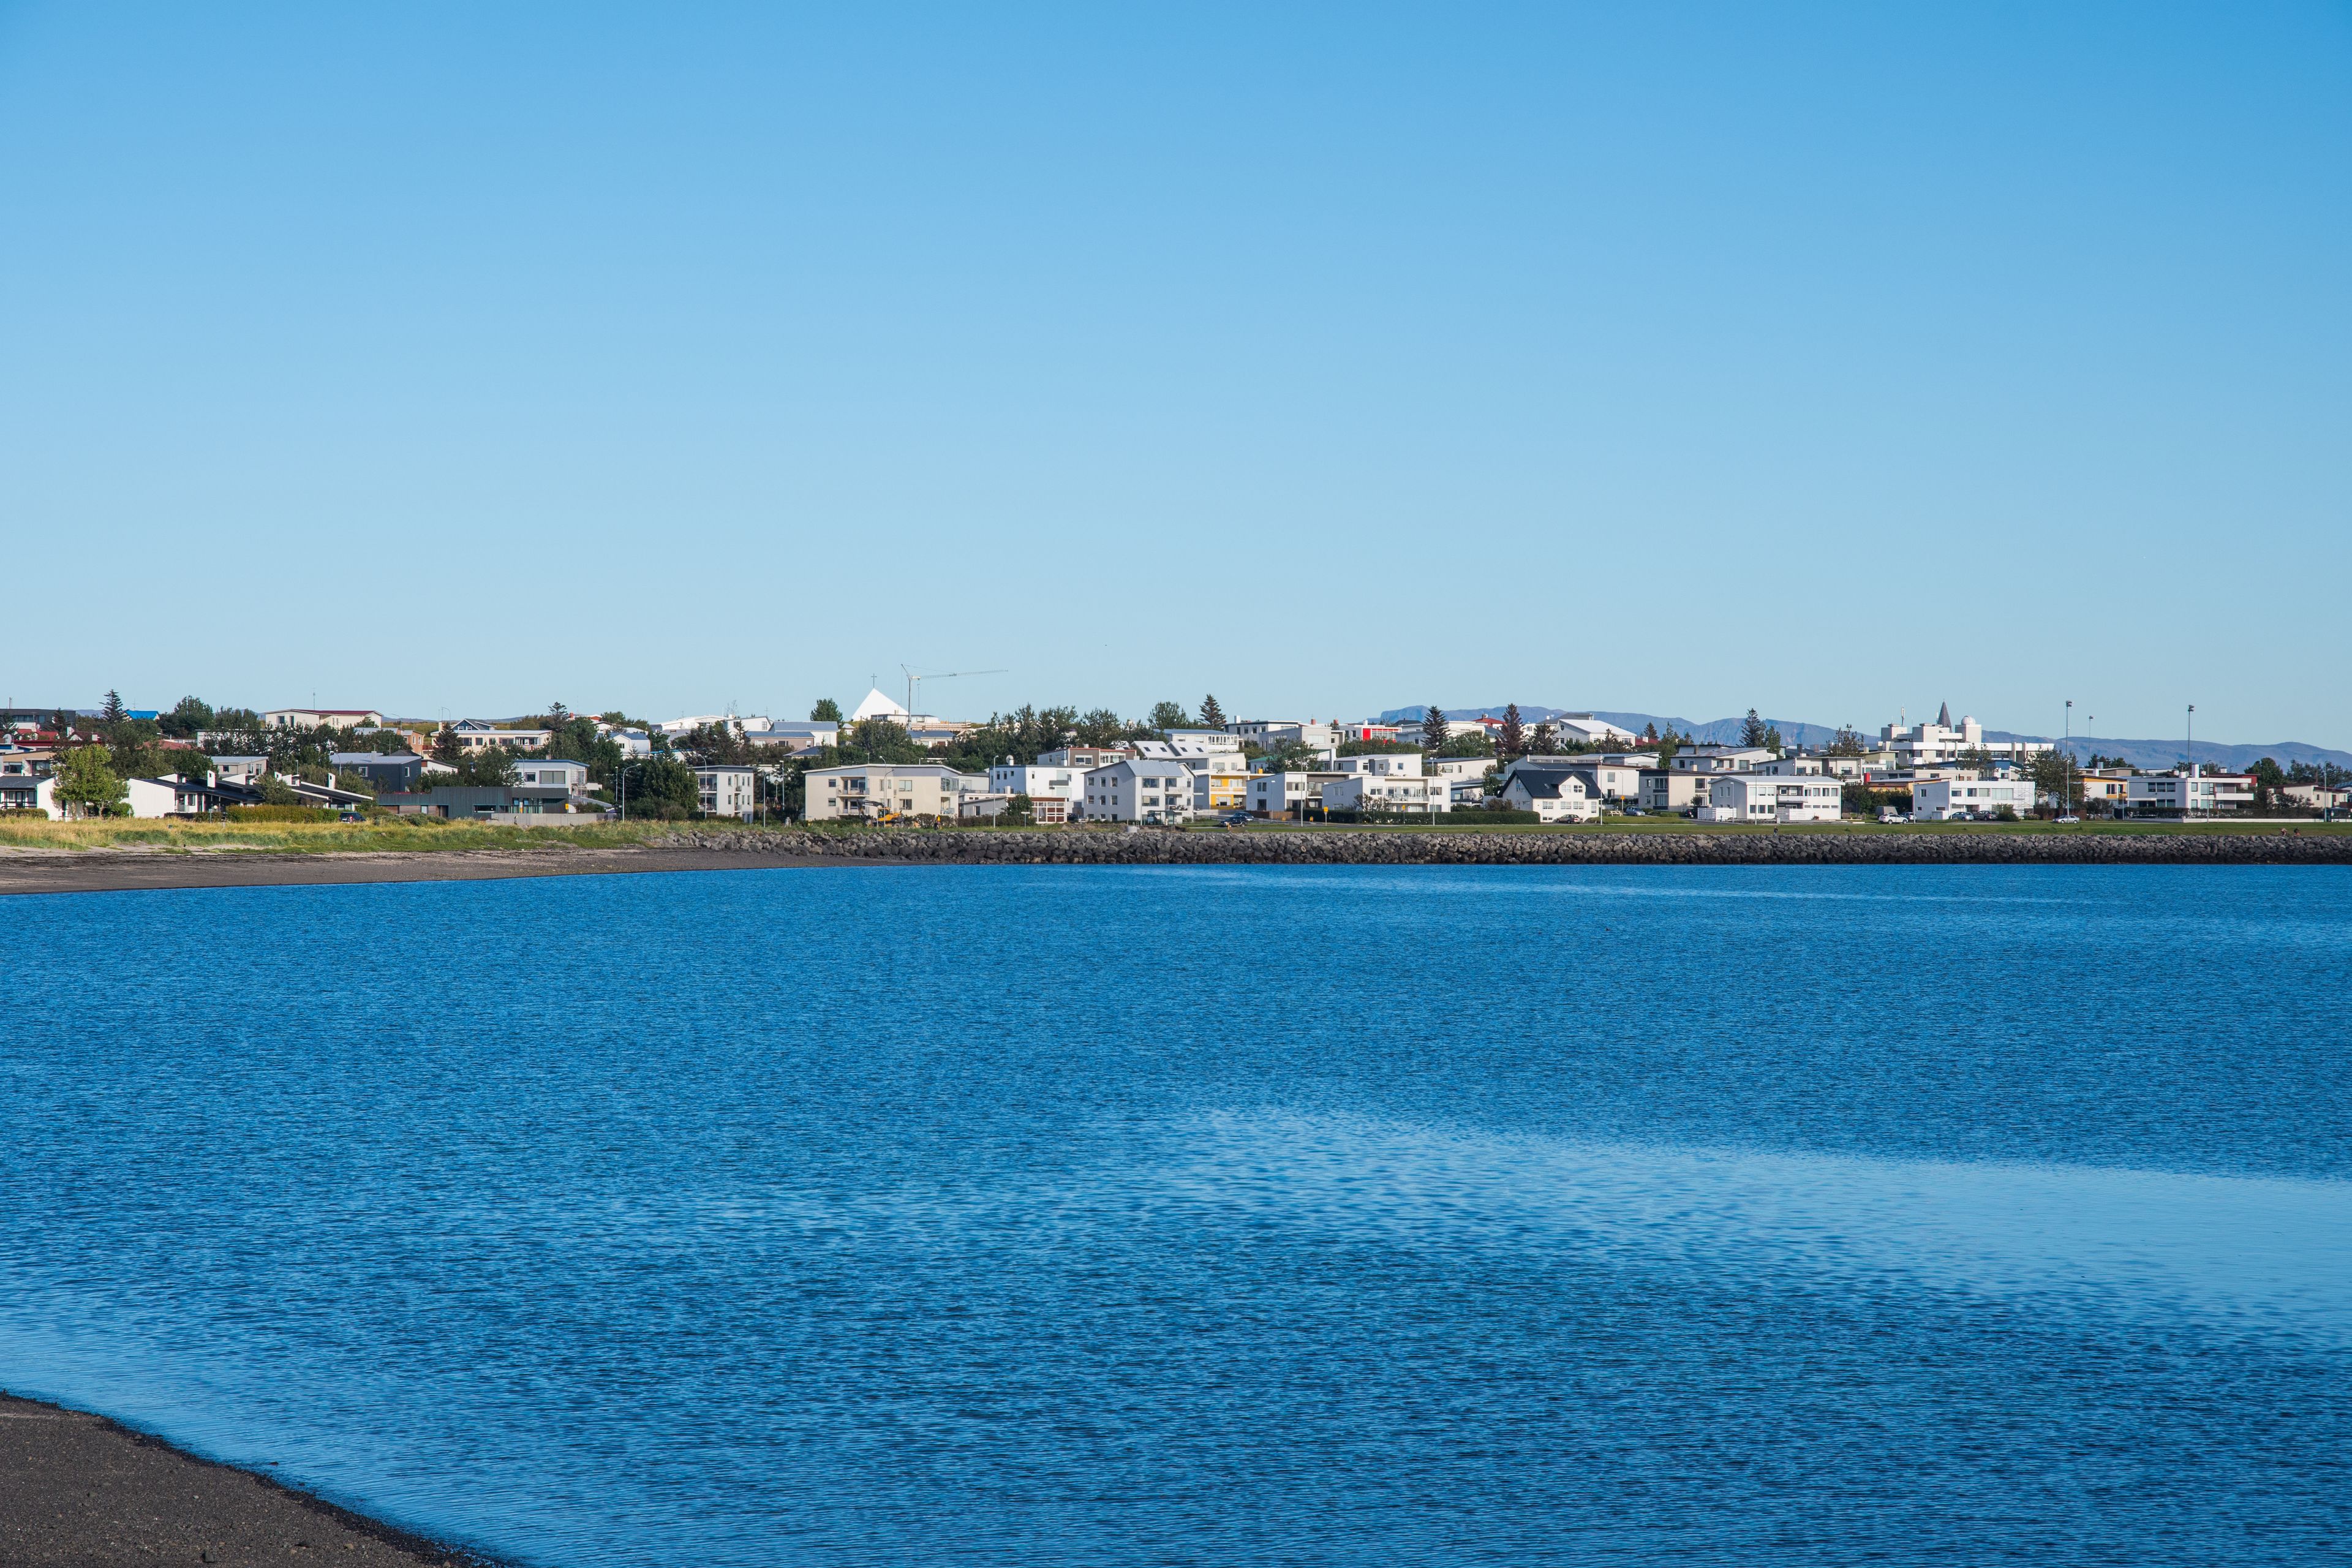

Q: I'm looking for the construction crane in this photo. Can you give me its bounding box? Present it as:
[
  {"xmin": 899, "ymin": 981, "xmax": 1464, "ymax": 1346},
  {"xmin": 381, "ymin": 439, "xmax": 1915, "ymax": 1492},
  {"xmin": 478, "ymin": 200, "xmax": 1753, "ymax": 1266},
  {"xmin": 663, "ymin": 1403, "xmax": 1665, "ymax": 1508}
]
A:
[{"xmin": 902, "ymin": 665, "xmax": 1006, "ymax": 718}]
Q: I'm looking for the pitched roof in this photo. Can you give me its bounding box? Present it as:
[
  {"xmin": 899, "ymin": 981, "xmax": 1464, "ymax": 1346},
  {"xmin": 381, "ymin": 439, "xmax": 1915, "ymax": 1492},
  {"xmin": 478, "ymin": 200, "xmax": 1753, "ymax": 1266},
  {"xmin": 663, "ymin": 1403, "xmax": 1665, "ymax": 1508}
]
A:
[{"xmin": 851, "ymin": 688, "xmax": 910, "ymax": 722}]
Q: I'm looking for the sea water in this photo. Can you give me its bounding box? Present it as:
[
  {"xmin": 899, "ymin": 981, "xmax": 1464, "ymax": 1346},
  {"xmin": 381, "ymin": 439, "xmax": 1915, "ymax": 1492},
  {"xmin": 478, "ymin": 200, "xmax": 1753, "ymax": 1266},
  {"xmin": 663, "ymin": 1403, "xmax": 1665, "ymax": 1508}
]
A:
[{"xmin": 2, "ymin": 864, "xmax": 2348, "ymax": 1565}]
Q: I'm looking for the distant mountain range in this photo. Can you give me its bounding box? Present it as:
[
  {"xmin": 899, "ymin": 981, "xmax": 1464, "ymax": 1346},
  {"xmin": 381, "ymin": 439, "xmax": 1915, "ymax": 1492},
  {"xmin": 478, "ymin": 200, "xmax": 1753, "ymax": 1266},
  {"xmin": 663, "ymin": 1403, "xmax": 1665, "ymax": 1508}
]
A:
[{"xmin": 1376, "ymin": 706, "xmax": 2352, "ymax": 772}]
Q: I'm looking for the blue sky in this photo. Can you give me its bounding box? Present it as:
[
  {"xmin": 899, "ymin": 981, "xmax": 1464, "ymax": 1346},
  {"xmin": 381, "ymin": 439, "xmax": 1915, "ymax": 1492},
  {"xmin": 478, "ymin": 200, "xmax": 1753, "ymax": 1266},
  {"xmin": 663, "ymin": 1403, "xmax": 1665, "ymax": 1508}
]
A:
[{"xmin": 3, "ymin": 5, "xmax": 2346, "ymax": 743}]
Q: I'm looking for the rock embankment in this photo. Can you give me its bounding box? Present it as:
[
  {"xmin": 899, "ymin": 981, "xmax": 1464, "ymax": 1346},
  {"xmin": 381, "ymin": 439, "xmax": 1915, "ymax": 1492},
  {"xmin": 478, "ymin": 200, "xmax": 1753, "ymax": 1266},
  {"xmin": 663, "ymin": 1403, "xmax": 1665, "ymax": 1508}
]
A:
[{"xmin": 651, "ymin": 827, "xmax": 2352, "ymax": 866}]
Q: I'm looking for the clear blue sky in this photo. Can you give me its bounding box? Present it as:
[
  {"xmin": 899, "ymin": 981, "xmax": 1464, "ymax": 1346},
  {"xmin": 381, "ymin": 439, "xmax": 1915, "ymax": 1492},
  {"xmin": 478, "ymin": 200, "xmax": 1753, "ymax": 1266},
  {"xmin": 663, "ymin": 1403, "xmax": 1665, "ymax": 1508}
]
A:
[{"xmin": 4, "ymin": 4, "xmax": 2346, "ymax": 744}]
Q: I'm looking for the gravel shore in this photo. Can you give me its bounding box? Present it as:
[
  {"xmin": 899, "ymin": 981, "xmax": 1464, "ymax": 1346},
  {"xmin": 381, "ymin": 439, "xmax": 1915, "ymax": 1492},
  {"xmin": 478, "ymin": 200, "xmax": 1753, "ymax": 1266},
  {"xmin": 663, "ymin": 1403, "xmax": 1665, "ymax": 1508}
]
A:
[{"xmin": 0, "ymin": 1392, "xmax": 488, "ymax": 1567}]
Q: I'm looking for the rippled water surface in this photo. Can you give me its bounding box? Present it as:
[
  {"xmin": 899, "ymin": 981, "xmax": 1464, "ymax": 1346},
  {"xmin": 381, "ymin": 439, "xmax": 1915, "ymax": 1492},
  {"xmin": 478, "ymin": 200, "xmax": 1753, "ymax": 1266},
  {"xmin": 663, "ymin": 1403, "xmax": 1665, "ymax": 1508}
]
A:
[{"xmin": 4, "ymin": 864, "xmax": 2350, "ymax": 1565}]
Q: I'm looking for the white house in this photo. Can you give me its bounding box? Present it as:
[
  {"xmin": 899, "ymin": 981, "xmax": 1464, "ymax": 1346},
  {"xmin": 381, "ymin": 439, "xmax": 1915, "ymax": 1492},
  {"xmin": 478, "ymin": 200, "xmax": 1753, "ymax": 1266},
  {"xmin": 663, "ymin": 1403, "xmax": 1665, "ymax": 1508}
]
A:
[
  {"xmin": 2126, "ymin": 770, "xmax": 2255, "ymax": 818},
  {"xmin": 1505, "ymin": 755, "xmax": 1648, "ymax": 804},
  {"xmin": 1080, "ymin": 759, "xmax": 1194, "ymax": 824},
  {"xmin": 514, "ymin": 759, "xmax": 590, "ymax": 794},
  {"xmin": 1749, "ymin": 755, "xmax": 1827, "ymax": 777},
  {"xmin": 692, "ymin": 765, "xmax": 758, "ymax": 820},
  {"xmin": 1332, "ymin": 752, "xmax": 1423, "ymax": 778},
  {"xmin": 2284, "ymin": 782, "xmax": 2348, "ymax": 812},
  {"xmin": 1234, "ymin": 720, "xmax": 1336, "ymax": 753},
  {"xmin": 1550, "ymin": 713, "xmax": 1640, "ymax": 747},
  {"xmin": 1248, "ymin": 771, "xmax": 1344, "ymax": 818},
  {"xmin": 445, "ymin": 719, "xmax": 554, "ymax": 753},
  {"xmin": 988, "ymin": 761, "xmax": 1088, "ymax": 824},
  {"xmin": 1322, "ymin": 774, "xmax": 1449, "ymax": 815},
  {"xmin": 265, "ymin": 708, "xmax": 383, "ymax": 731},
  {"xmin": 1498, "ymin": 769, "xmax": 1599, "ymax": 823},
  {"xmin": 1698, "ymin": 774, "xmax": 1844, "ymax": 823},
  {"xmin": 802, "ymin": 763, "xmax": 978, "ymax": 822},
  {"xmin": 1671, "ymin": 745, "xmax": 1775, "ymax": 774},
  {"xmin": 1912, "ymin": 777, "xmax": 2037, "ymax": 821},
  {"xmin": 1425, "ymin": 756, "xmax": 1496, "ymax": 807},
  {"xmin": 0, "ymin": 775, "xmax": 57, "ymax": 815}
]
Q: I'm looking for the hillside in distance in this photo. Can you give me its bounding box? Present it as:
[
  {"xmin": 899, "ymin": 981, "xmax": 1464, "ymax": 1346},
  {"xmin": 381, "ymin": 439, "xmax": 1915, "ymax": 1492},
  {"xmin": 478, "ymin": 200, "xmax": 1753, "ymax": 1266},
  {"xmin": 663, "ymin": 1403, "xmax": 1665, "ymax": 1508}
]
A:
[{"xmin": 1376, "ymin": 706, "xmax": 2351, "ymax": 772}]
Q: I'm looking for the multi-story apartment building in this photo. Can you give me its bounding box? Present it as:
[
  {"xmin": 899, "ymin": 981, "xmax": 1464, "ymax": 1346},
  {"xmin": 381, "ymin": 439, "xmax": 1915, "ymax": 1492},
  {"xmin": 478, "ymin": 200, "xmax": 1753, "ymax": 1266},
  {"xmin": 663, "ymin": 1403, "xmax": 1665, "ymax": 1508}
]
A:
[
  {"xmin": 1880, "ymin": 704, "xmax": 2052, "ymax": 766},
  {"xmin": 802, "ymin": 763, "xmax": 979, "ymax": 822},
  {"xmin": 2126, "ymin": 769, "xmax": 2255, "ymax": 818},
  {"xmin": 1912, "ymin": 777, "xmax": 2036, "ymax": 820},
  {"xmin": 1080, "ymin": 759, "xmax": 1194, "ymax": 824}
]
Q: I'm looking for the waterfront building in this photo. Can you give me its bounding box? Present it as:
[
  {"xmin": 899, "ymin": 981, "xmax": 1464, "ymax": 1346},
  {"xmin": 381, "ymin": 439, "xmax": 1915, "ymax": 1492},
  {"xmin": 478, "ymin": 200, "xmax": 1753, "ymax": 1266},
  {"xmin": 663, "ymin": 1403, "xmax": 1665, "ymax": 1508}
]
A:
[
  {"xmin": 1332, "ymin": 752, "xmax": 1423, "ymax": 778},
  {"xmin": 1912, "ymin": 777, "xmax": 2037, "ymax": 820},
  {"xmin": 1081, "ymin": 759, "xmax": 1195, "ymax": 824},
  {"xmin": 1498, "ymin": 769, "xmax": 1600, "ymax": 823},
  {"xmin": 1322, "ymin": 774, "xmax": 1449, "ymax": 815},
  {"xmin": 2125, "ymin": 769, "xmax": 2255, "ymax": 818},
  {"xmin": 1248, "ymin": 770, "xmax": 1346, "ymax": 819},
  {"xmin": 802, "ymin": 763, "xmax": 979, "ymax": 823},
  {"xmin": 1698, "ymin": 774, "xmax": 1844, "ymax": 823},
  {"xmin": 1639, "ymin": 769, "xmax": 1707, "ymax": 815}
]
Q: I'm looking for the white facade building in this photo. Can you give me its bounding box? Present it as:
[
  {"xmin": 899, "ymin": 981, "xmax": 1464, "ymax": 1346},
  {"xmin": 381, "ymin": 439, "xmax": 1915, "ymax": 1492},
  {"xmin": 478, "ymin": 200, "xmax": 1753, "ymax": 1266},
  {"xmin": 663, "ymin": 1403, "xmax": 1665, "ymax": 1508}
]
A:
[
  {"xmin": 988, "ymin": 761, "xmax": 1088, "ymax": 823},
  {"xmin": 1912, "ymin": 777, "xmax": 2037, "ymax": 821},
  {"xmin": 1671, "ymin": 745, "xmax": 1775, "ymax": 774},
  {"xmin": 1248, "ymin": 771, "xmax": 1344, "ymax": 818},
  {"xmin": 694, "ymin": 765, "xmax": 757, "ymax": 820},
  {"xmin": 265, "ymin": 708, "xmax": 384, "ymax": 731},
  {"xmin": 1332, "ymin": 752, "xmax": 1423, "ymax": 778},
  {"xmin": 1322, "ymin": 774, "xmax": 1449, "ymax": 815},
  {"xmin": 1081, "ymin": 759, "xmax": 1194, "ymax": 824},
  {"xmin": 1880, "ymin": 704, "xmax": 2053, "ymax": 766},
  {"xmin": 1425, "ymin": 756, "xmax": 1495, "ymax": 806},
  {"xmin": 1498, "ymin": 769, "xmax": 1599, "ymax": 823},
  {"xmin": 1698, "ymin": 774, "xmax": 1844, "ymax": 823},
  {"xmin": 2126, "ymin": 770, "xmax": 2255, "ymax": 818}
]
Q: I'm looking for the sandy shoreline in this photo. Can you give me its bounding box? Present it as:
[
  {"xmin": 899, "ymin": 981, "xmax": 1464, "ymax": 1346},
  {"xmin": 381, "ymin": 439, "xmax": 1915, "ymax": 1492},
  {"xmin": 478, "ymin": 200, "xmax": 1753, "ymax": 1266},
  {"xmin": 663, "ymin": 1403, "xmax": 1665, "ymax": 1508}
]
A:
[
  {"xmin": 0, "ymin": 846, "xmax": 847, "ymax": 897},
  {"xmin": 0, "ymin": 1390, "xmax": 493, "ymax": 1567}
]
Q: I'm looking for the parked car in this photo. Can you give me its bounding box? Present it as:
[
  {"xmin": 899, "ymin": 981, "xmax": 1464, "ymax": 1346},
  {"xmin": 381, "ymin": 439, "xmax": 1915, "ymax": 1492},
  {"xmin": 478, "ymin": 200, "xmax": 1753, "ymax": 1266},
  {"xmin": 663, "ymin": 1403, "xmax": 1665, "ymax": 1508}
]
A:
[
  {"xmin": 2056, "ymin": 815, "xmax": 2081, "ymax": 824},
  {"xmin": 1218, "ymin": 811, "xmax": 1253, "ymax": 826}
]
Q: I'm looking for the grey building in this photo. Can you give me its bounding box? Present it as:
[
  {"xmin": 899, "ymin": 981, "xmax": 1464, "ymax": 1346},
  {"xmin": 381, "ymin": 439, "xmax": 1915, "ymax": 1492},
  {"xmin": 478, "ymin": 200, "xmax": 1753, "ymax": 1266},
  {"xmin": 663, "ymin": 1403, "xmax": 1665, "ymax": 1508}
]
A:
[{"xmin": 331, "ymin": 752, "xmax": 426, "ymax": 794}]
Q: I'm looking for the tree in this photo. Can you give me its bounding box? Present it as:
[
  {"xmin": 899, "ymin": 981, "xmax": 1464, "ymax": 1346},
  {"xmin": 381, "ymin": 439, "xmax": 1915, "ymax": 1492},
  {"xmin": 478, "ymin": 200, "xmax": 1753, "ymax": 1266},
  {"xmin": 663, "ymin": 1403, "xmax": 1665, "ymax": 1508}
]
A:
[
  {"xmin": 157, "ymin": 696, "xmax": 215, "ymax": 738},
  {"xmin": 100, "ymin": 690, "xmax": 129, "ymax": 726},
  {"xmin": 1421, "ymin": 704, "xmax": 1450, "ymax": 752},
  {"xmin": 258, "ymin": 774, "xmax": 306, "ymax": 806},
  {"xmin": 1740, "ymin": 709, "xmax": 1769, "ymax": 749},
  {"xmin": 1825, "ymin": 725, "xmax": 1868, "ymax": 757},
  {"xmin": 1434, "ymin": 729, "xmax": 1494, "ymax": 759},
  {"xmin": 620, "ymin": 758, "xmax": 701, "ymax": 819},
  {"xmin": 810, "ymin": 698, "xmax": 843, "ymax": 723},
  {"xmin": 1198, "ymin": 694, "xmax": 1227, "ymax": 731},
  {"xmin": 1148, "ymin": 700, "xmax": 1192, "ymax": 733},
  {"xmin": 1526, "ymin": 722, "xmax": 1560, "ymax": 756},
  {"xmin": 1762, "ymin": 725, "xmax": 1784, "ymax": 755},
  {"xmin": 1074, "ymin": 708, "xmax": 1128, "ymax": 747},
  {"xmin": 1498, "ymin": 703, "xmax": 1525, "ymax": 759},
  {"xmin": 431, "ymin": 723, "xmax": 465, "ymax": 765},
  {"xmin": 53, "ymin": 745, "xmax": 127, "ymax": 818},
  {"xmin": 2248, "ymin": 756, "xmax": 2288, "ymax": 813}
]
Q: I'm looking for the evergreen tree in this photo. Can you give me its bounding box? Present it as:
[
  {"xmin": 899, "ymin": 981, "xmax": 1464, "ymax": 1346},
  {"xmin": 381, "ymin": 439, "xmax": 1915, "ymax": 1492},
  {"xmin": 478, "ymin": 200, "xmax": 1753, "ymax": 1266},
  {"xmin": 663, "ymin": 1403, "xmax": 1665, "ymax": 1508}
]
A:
[
  {"xmin": 431, "ymin": 723, "xmax": 466, "ymax": 764},
  {"xmin": 100, "ymin": 690, "xmax": 129, "ymax": 725},
  {"xmin": 810, "ymin": 698, "xmax": 843, "ymax": 723},
  {"xmin": 1197, "ymin": 694, "xmax": 1226, "ymax": 730},
  {"xmin": 1422, "ymin": 704, "xmax": 1450, "ymax": 752},
  {"xmin": 1740, "ymin": 709, "xmax": 1769, "ymax": 748},
  {"xmin": 1148, "ymin": 700, "xmax": 1192, "ymax": 733},
  {"xmin": 1498, "ymin": 703, "xmax": 1525, "ymax": 758}
]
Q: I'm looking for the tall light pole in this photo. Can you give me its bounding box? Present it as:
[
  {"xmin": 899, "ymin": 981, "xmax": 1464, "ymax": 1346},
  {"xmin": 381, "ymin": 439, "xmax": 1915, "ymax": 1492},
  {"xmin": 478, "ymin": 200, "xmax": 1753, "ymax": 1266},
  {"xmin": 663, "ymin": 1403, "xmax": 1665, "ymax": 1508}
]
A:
[
  {"xmin": 2064, "ymin": 699, "xmax": 2073, "ymax": 818},
  {"xmin": 2187, "ymin": 703, "xmax": 2196, "ymax": 818}
]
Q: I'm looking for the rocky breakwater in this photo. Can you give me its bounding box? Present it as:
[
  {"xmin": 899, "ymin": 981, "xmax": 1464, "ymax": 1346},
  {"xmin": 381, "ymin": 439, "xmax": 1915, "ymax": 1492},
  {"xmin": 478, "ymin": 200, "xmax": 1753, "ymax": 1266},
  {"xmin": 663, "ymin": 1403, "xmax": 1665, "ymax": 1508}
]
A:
[{"xmin": 651, "ymin": 827, "xmax": 2352, "ymax": 867}]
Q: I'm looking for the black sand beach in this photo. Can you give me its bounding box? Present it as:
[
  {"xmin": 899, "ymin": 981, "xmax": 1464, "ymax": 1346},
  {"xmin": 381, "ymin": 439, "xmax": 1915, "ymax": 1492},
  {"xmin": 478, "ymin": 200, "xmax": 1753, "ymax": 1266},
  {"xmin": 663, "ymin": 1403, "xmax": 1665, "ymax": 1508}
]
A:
[{"xmin": 0, "ymin": 1392, "xmax": 487, "ymax": 1567}]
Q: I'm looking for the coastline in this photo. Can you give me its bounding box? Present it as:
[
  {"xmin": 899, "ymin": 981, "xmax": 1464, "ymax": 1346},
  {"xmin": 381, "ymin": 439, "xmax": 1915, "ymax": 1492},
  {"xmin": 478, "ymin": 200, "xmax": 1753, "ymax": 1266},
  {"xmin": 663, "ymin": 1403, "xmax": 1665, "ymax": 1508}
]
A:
[
  {"xmin": 2, "ymin": 825, "xmax": 2348, "ymax": 895},
  {"xmin": 0, "ymin": 1390, "xmax": 493, "ymax": 1568}
]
